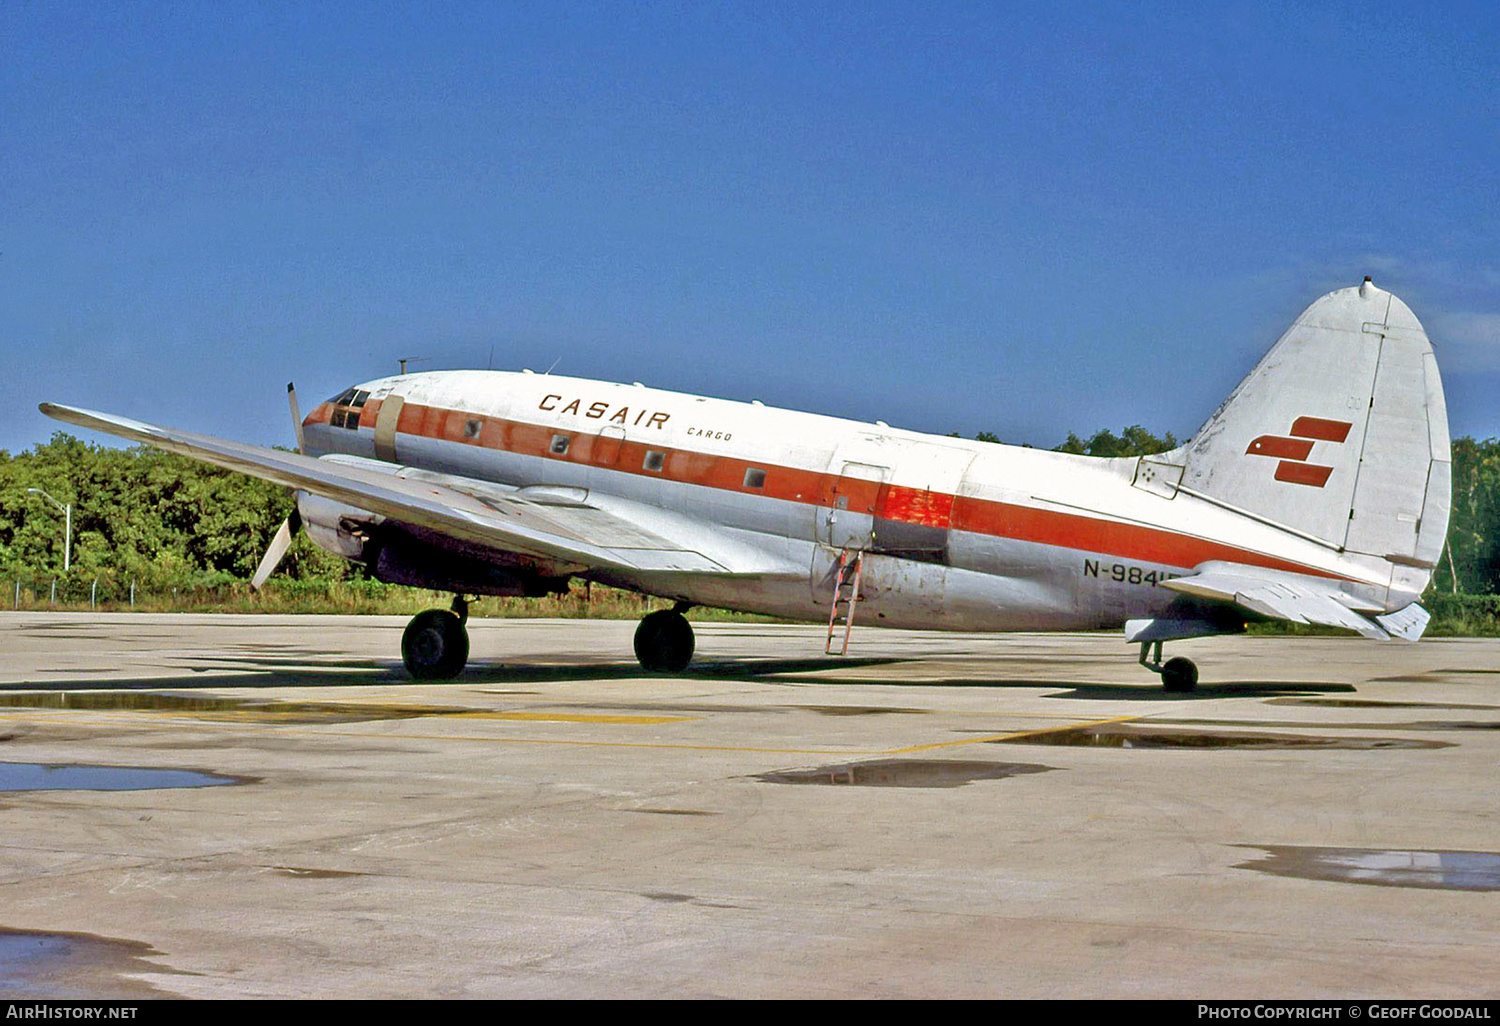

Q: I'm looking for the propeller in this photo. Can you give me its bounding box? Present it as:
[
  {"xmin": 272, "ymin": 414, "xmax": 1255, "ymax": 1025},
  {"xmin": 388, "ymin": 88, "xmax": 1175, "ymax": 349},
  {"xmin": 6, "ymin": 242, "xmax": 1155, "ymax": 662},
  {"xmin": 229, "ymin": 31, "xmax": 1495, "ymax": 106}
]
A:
[
  {"xmin": 252, "ymin": 382, "xmax": 306, "ymax": 592},
  {"xmin": 251, "ymin": 506, "xmax": 302, "ymax": 590},
  {"xmin": 287, "ymin": 380, "xmax": 306, "ymax": 453}
]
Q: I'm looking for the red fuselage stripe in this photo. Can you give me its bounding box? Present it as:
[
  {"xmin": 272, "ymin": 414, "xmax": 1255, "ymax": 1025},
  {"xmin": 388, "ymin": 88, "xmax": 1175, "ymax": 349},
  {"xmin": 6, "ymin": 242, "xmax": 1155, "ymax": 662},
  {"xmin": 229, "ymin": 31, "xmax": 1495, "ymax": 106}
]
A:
[{"xmin": 314, "ymin": 398, "xmax": 1348, "ymax": 581}]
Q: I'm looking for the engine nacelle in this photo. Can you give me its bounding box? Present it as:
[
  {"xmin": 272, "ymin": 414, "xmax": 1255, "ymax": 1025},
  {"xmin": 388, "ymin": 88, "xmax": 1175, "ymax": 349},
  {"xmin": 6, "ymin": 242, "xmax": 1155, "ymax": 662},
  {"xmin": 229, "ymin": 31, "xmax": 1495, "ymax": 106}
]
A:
[
  {"xmin": 296, "ymin": 491, "xmax": 570, "ymax": 597},
  {"xmin": 296, "ymin": 491, "xmax": 378, "ymax": 560}
]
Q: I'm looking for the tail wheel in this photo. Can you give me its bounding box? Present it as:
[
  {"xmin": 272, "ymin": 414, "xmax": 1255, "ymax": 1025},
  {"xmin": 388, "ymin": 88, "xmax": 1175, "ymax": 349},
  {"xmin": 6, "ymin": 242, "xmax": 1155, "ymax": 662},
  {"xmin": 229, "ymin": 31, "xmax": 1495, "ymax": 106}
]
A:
[
  {"xmin": 402, "ymin": 609, "xmax": 470, "ymax": 679},
  {"xmin": 634, "ymin": 610, "xmax": 695, "ymax": 672},
  {"xmin": 1161, "ymin": 656, "xmax": 1198, "ymax": 693}
]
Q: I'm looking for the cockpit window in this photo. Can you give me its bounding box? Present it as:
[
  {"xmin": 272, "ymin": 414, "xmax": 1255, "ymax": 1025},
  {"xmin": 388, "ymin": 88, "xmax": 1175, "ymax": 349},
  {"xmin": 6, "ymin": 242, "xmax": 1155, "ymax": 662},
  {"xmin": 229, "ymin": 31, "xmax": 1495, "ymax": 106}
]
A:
[{"xmin": 328, "ymin": 387, "xmax": 367, "ymax": 430}]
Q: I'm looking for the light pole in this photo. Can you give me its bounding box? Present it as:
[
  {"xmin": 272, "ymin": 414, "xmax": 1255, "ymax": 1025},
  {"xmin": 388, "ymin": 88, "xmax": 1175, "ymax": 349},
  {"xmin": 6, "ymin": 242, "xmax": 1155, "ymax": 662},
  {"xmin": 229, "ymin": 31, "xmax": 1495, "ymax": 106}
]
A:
[{"xmin": 26, "ymin": 488, "xmax": 71, "ymax": 573}]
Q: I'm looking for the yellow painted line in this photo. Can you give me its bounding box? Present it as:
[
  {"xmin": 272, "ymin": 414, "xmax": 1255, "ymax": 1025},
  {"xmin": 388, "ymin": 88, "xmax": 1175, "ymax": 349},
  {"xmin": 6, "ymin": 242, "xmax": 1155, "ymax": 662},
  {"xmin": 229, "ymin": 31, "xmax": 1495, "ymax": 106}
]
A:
[
  {"xmin": 884, "ymin": 714, "xmax": 1141, "ymax": 754},
  {"xmin": 310, "ymin": 731, "xmax": 854, "ymax": 755},
  {"xmin": 0, "ymin": 710, "xmax": 839, "ymax": 754},
  {"xmin": 0, "ymin": 706, "xmax": 1139, "ymax": 758},
  {"xmin": 450, "ymin": 711, "xmax": 694, "ymax": 725},
  {"xmin": 0, "ymin": 709, "xmax": 694, "ymax": 726}
]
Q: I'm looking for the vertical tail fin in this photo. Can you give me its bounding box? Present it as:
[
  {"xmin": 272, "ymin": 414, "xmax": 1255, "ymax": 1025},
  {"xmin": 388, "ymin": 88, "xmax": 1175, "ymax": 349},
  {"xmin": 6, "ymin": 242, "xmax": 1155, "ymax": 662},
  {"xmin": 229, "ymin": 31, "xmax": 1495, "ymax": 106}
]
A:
[{"xmin": 1174, "ymin": 279, "xmax": 1450, "ymax": 598}]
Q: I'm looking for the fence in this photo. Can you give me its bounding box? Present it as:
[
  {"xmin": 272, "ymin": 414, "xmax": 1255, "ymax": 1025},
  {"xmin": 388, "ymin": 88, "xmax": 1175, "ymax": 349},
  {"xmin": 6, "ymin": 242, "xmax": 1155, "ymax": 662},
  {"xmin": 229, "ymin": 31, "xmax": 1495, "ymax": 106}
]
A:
[
  {"xmin": 10, "ymin": 572, "xmax": 181, "ymax": 611},
  {"xmin": 2, "ymin": 573, "xmax": 683, "ymax": 619}
]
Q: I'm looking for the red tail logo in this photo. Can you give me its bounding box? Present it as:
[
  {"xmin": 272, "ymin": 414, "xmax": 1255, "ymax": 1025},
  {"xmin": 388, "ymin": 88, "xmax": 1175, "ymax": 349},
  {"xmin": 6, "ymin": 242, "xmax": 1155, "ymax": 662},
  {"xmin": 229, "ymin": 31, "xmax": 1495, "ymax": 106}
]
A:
[{"xmin": 1246, "ymin": 417, "xmax": 1352, "ymax": 488}]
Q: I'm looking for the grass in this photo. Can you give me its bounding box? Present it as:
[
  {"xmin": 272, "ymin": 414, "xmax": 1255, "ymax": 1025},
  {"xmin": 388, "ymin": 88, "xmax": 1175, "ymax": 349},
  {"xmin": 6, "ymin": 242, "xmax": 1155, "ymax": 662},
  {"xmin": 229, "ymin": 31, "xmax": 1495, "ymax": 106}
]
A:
[
  {"xmin": 9, "ymin": 577, "xmax": 1500, "ymax": 636},
  {"xmin": 3, "ymin": 578, "xmax": 786, "ymax": 622}
]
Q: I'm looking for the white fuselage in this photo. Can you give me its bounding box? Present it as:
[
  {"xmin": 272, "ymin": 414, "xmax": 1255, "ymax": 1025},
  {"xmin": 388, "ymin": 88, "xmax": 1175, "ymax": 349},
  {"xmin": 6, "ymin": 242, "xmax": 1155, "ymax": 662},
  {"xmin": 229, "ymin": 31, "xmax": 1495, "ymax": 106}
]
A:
[{"xmin": 301, "ymin": 370, "xmax": 1400, "ymax": 631}]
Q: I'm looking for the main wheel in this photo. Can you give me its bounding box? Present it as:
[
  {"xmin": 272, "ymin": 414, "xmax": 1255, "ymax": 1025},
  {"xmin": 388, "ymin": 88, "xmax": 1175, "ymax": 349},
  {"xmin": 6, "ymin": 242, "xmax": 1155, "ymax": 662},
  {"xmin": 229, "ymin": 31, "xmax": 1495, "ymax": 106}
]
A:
[
  {"xmin": 402, "ymin": 608, "xmax": 470, "ymax": 679},
  {"xmin": 634, "ymin": 610, "xmax": 695, "ymax": 672},
  {"xmin": 1160, "ymin": 656, "xmax": 1198, "ymax": 693}
]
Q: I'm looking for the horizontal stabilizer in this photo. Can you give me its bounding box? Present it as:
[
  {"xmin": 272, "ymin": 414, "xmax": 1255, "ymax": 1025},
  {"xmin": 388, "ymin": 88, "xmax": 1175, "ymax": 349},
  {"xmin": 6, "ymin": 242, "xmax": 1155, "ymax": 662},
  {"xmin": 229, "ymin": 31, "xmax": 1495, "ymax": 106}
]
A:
[
  {"xmin": 1374, "ymin": 603, "xmax": 1431, "ymax": 642},
  {"xmin": 1162, "ymin": 561, "xmax": 1390, "ymax": 640}
]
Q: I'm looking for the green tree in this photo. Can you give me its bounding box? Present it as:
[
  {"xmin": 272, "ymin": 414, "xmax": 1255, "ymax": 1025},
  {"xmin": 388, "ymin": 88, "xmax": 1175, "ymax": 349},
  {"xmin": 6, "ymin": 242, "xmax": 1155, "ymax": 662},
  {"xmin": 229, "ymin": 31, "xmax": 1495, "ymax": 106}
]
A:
[
  {"xmin": 1053, "ymin": 425, "xmax": 1178, "ymax": 457},
  {"xmin": 0, "ymin": 433, "xmax": 358, "ymax": 589},
  {"xmin": 1445, "ymin": 437, "xmax": 1500, "ymax": 594}
]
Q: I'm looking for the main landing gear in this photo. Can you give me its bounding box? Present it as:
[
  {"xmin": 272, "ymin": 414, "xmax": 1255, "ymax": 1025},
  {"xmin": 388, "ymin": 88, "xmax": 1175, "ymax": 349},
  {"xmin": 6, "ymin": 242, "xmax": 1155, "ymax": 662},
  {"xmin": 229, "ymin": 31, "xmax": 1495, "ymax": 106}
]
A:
[
  {"xmin": 633, "ymin": 603, "xmax": 695, "ymax": 672},
  {"xmin": 399, "ymin": 596, "xmax": 698, "ymax": 679},
  {"xmin": 1139, "ymin": 640, "xmax": 1198, "ymax": 693},
  {"xmin": 402, "ymin": 596, "xmax": 470, "ymax": 680}
]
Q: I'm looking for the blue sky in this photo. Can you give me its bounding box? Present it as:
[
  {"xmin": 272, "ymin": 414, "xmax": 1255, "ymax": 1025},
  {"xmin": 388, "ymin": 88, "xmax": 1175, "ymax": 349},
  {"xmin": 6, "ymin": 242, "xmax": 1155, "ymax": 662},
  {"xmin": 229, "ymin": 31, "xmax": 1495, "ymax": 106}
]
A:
[{"xmin": 3, "ymin": 1, "xmax": 1496, "ymax": 455}]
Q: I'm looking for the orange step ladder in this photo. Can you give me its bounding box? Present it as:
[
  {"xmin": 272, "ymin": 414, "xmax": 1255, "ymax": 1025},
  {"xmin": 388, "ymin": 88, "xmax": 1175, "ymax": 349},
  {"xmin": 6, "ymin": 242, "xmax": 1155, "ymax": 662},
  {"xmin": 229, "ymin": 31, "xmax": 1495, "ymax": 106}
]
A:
[{"xmin": 824, "ymin": 548, "xmax": 865, "ymax": 656}]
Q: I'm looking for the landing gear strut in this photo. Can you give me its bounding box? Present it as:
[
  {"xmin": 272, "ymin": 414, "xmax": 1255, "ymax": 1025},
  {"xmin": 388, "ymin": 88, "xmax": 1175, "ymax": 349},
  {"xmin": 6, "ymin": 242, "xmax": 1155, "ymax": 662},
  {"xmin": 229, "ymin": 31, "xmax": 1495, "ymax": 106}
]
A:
[
  {"xmin": 634, "ymin": 603, "xmax": 695, "ymax": 672},
  {"xmin": 1139, "ymin": 640, "xmax": 1198, "ymax": 693},
  {"xmin": 402, "ymin": 596, "xmax": 471, "ymax": 679}
]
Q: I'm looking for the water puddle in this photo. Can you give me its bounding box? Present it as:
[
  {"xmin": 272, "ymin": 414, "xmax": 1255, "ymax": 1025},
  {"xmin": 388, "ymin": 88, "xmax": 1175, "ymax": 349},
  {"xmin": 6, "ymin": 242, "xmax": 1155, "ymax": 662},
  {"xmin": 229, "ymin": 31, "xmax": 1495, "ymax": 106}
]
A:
[
  {"xmin": 1267, "ymin": 698, "xmax": 1500, "ymax": 711},
  {"xmin": 1236, "ymin": 846, "xmax": 1500, "ymax": 891},
  {"xmin": 0, "ymin": 761, "xmax": 241, "ymax": 792},
  {"xmin": 789, "ymin": 705, "xmax": 928, "ymax": 717},
  {"xmin": 753, "ymin": 759, "xmax": 1053, "ymax": 788},
  {"xmin": 1154, "ymin": 716, "xmax": 1497, "ymax": 734},
  {"xmin": 0, "ymin": 928, "xmax": 180, "ymax": 998},
  {"xmin": 271, "ymin": 866, "xmax": 366, "ymax": 879},
  {"xmin": 0, "ymin": 691, "xmax": 469, "ymax": 724},
  {"xmin": 989, "ymin": 725, "xmax": 1448, "ymax": 750}
]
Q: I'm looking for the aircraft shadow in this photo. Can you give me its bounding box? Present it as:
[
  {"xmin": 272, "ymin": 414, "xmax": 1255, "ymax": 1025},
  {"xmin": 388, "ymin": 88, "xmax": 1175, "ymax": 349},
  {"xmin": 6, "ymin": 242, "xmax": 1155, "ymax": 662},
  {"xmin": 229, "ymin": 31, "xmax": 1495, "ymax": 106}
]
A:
[
  {"xmin": 0, "ymin": 656, "xmax": 1358, "ymax": 701},
  {"xmin": 715, "ymin": 676, "xmax": 1361, "ymax": 700},
  {"xmin": 0, "ymin": 656, "xmax": 906, "ymax": 692}
]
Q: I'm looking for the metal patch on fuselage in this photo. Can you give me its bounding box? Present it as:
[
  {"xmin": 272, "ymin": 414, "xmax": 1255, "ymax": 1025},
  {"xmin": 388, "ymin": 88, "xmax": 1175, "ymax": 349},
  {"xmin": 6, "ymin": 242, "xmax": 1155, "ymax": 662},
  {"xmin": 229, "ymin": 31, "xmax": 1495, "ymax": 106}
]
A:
[{"xmin": 374, "ymin": 394, "xmax": 404, "ymax": 463}]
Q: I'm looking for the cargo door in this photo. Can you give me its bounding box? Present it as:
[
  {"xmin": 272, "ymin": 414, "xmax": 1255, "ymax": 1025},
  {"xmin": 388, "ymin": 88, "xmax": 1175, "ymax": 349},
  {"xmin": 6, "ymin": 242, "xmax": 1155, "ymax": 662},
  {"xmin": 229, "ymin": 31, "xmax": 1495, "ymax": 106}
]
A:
[{"xmin": 816, "ymin": 461, "xmax": 888, "ymax": 549}]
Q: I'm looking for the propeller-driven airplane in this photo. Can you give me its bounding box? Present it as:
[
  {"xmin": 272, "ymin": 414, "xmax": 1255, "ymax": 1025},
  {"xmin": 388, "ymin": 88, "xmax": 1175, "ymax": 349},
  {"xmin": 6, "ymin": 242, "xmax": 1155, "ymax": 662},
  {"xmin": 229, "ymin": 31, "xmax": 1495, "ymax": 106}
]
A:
[{"xmin": 42, "ymin": 279, "xmax": 1450, "ymax": 691}]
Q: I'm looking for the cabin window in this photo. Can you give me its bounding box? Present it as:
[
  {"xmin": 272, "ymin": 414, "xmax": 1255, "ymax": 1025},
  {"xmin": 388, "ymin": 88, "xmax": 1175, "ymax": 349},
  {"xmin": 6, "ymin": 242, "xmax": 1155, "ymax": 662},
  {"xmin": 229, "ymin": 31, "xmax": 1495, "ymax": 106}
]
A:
[
  {"xmin": 351, "ymin": 390, "xmax": 370, "ymax": 408},
  {"xmin": 550, "ymin": 434, "xmax": 571, "ymax": 455},
  {"xmin": 464, "ymin": 419, "xmax": 482, "ymax": 440},
  {"xmin": 743, "ymin": 468, "xmax": 766, "ymax": 489},
  {"xmin": 643, "ymin": 450, "xmax": 665, "ymax": 472}
]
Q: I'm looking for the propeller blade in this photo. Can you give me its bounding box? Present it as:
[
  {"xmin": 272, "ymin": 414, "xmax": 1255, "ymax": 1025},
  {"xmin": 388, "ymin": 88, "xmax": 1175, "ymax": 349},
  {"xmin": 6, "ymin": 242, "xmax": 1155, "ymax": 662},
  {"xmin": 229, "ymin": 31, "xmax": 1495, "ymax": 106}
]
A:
[
  {"xmin": 257, "ymin": 385, "xmax": 307, "ymax": 591},
  {"xmin": 287, "ymin": 381, "xmax": 305, "ymax": 454},
  {"xmin": 250, "ymin": 508, "xmax": 301, "ymax": 591}
]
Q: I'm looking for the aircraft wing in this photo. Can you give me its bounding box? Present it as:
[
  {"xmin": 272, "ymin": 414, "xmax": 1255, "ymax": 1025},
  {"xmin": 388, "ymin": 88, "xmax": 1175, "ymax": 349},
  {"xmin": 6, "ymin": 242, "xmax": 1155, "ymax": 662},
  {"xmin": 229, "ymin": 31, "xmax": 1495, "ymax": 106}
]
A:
[
  {"xmin": 1158, "ymin": 560, "xmax": 1427, "ymax": 641},
  {"xmin": 39, "ymin": 403, "xmax": 790, "ymax": 577}
]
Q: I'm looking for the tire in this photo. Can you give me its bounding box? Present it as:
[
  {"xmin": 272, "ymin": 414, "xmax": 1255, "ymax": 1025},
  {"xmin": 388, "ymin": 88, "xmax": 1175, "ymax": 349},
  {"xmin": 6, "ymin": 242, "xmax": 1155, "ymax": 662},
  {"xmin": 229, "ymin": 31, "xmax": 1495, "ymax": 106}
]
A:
[
  {"xmin": 633, "ymin": 610, "xmax": 695, "ymax": 672},
  {"xmin": 1160, "ymin": 656, "xmax": 1198, "ymax": 693},
  {"xmin": 402, "ymin": 609, "xmax": 470, "ymax": 680}
]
